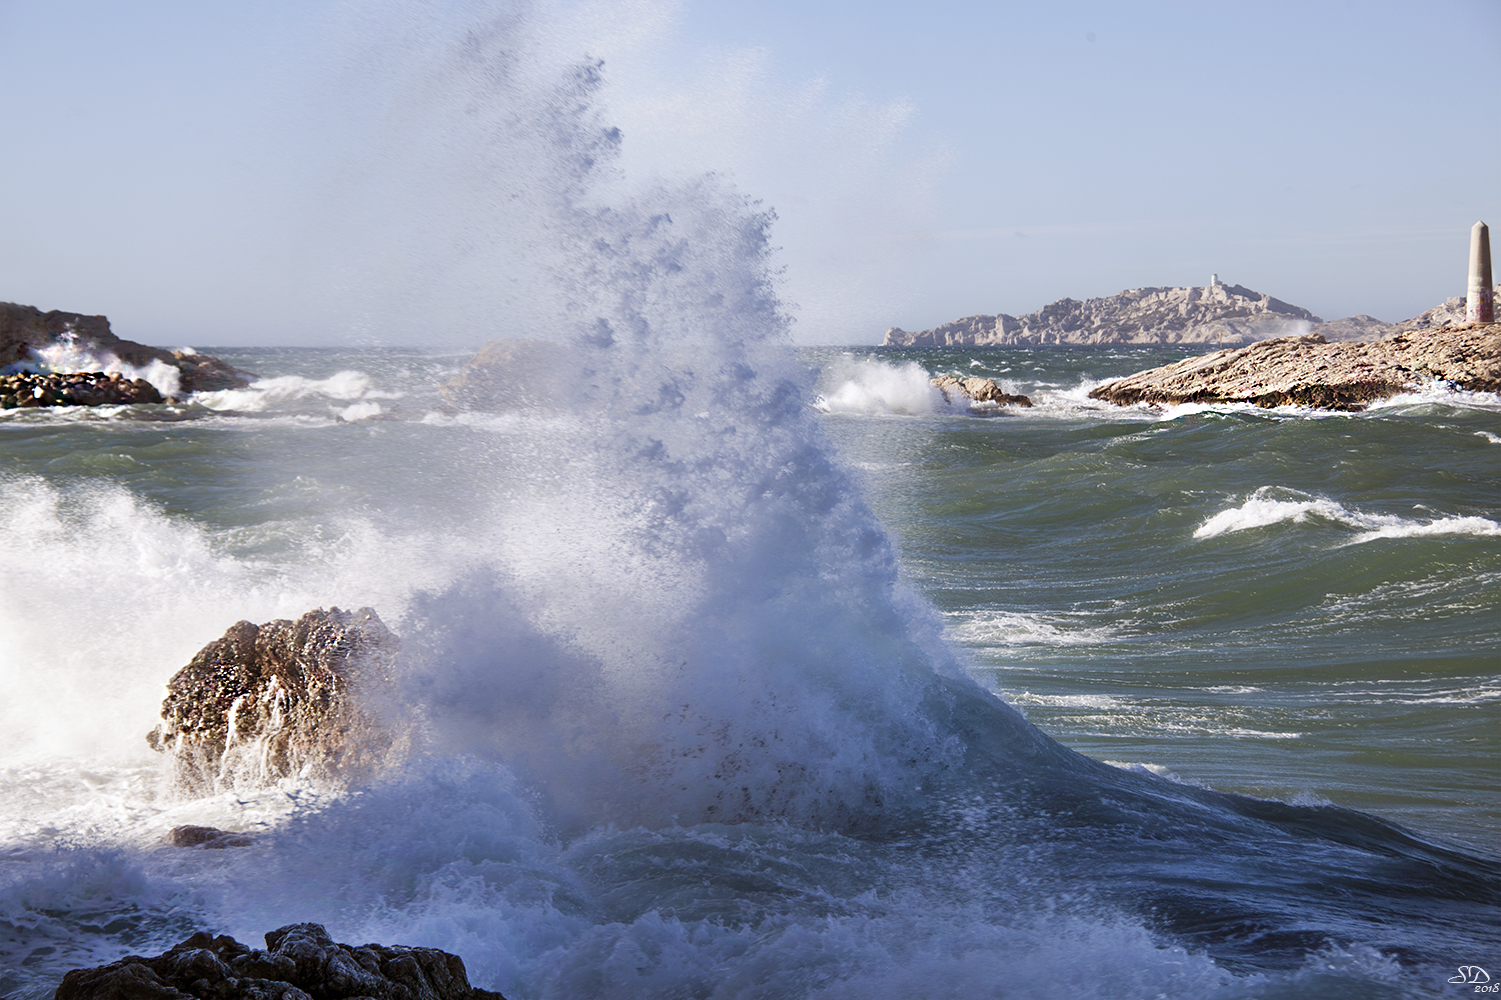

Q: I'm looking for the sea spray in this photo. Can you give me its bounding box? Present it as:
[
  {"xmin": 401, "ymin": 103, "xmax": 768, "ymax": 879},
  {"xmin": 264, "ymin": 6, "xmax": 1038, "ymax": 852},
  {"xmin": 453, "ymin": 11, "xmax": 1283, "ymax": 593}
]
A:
[{"xmin": 2, "ymin": 5, "xmax": 1499, "ymax": 999}]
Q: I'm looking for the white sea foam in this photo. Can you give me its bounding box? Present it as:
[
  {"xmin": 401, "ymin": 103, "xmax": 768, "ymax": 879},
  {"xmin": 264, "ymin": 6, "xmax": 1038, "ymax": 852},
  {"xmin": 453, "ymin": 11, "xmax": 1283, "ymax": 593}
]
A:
[
  {"xmin": 813, "ymin": 358, "xmax": 944, "ymax": 415},
  {"xmin": 1477, "ymin": 430, "xmax": 1501, "ymax": 444},
  {"xmin": 194, "ymin": 371, "xmax": 400, "ymax": 413},
  {"xmin": 1194, "ymin": 486, "xmax": 1501, "ymax": 543},
  {"xmin": 1005, "ymin": 691, "xmax": 1122, "ymax": 709},
  {"xmin": 948, "ymin": 610, "xmax": 1117, "ymax": 647}
]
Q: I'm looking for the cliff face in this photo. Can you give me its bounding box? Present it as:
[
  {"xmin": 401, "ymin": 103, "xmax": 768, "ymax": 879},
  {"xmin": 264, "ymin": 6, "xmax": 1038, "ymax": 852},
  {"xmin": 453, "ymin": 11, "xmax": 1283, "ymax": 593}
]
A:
[{"xmin": 883, "ymin": 282, "xmax": 1321, "ymax": 347}]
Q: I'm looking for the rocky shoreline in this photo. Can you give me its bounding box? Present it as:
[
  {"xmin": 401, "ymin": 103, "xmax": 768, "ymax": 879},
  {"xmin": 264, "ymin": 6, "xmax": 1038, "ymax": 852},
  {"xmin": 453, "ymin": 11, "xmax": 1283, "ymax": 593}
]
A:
[
  {"xmin": 1, "ymin": 300, "xmax": 254, "ymax": 404},
  {"xmin": 1088, "ymin": 324, "xmax": 1501, "ymax": 410}
]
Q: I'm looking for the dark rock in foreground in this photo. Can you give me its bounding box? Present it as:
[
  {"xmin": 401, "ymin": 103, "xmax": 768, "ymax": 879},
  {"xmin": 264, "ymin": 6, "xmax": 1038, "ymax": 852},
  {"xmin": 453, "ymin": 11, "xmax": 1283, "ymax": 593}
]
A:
[
  {"xmin": 1088, "ymin": 325, "xmax": 1501, "ymax": 410},
  {"xmin": 930, "ymin": 375, "xmax": 1032, "ymax": 413},
  {"xmin": 54, "ymin": 922, "xmax": 506, "ymax": 1000},
  {"xmin": 1, "ymin": 371, "xmax": 163, "ymax": 408},
  {"xmin": 147, "ymin": 608, "xmax": 401, "ymax": 793},
  {"xmin": 1, "ymin": 301, "xmax": 254, "ymax": 395}
]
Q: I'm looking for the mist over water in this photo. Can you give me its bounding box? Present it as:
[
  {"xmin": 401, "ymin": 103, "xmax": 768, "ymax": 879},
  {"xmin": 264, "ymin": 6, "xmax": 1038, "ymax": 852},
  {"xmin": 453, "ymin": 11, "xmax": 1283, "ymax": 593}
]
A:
[{"xmin": 2, "ymin": 6, "xmax": 1498, "ymax": 1000}]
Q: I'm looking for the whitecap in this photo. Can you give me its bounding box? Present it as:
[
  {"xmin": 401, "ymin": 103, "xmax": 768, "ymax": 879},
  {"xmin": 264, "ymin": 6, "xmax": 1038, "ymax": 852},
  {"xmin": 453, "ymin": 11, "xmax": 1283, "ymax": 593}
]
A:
[{"xmin": 1193, "ymin": 486, "xmax": 1501, "ymax": 543}]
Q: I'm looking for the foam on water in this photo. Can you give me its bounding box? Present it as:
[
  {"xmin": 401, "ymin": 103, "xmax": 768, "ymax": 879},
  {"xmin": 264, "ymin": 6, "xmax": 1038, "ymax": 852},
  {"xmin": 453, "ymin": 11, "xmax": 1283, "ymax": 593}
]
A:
[
  {"xmin": 1194, "ymin": 485, "xmax": 1501, "ymax": 543},
  {"xmin": 812, "ymin": 358, "xmax": 944, "ymax": 415},
  {"xmin": 193, "ymin": 371, "xmax": 401, "ymax": 413}
]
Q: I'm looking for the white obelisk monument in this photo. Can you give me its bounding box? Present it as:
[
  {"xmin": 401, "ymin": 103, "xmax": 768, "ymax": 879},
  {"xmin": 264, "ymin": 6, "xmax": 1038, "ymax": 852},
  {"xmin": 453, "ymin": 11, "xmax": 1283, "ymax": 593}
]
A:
[{"xmin": 1466, "ymin": 221, "xmax": 1493, "ymax": 324}]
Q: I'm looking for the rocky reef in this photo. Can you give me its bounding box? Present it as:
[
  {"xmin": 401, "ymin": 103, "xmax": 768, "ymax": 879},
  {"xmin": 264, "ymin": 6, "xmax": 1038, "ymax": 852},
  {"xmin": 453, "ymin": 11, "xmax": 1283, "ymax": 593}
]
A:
[
  {"xmin": 53, "ymin": 922, "xmax": 505, "ymax": 1000},
  {"xmin": 884, "ymin": 281, "xmax": 1320, "ymax": 347},
  {"xmin": 1, "ymin": 371, "xmax": 163, "ymax": 408},
  {"xmin": 930, "ymin": 375, "xmax": 1032, "ymax": 412},
  {"xmin": 1088, "ymin": 324, "xmax": 1501, "ymax": 410},
  {"xmin": 1, "ymin": 301, "xmax": 254, "ymax": 398},
  {"xmin": 147, "ymin": 608, "xmax": 402, "ymax": 793}
]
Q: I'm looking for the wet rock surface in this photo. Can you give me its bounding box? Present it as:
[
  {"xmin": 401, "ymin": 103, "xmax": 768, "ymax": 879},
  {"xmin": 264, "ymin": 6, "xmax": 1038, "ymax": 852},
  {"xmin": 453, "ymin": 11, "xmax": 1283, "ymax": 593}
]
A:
[
  {"xmin": 1088, "ymin": 325, "xmax": 1501, "ymax": 410},
  {"xmin": 168, "ymin": 825, "xmax": 257, "ymax": 849},
  {"xmin": 146, "ymin": 608, "xmax": 401, "ymax": 792},
  {"xmin": 1, "ymin": 301, "xmax": 254, "ymax": 395},
  {"xmin": 53, "ymin": 922, "xmax": 506, "ymax": 1000},
  {"xmin": 0, "ymin": 371, "xmax": 163, "ymax": 408},
  {"xmin": 931, "ymin": 375, "xmax": 1032, "ymax": 412}
]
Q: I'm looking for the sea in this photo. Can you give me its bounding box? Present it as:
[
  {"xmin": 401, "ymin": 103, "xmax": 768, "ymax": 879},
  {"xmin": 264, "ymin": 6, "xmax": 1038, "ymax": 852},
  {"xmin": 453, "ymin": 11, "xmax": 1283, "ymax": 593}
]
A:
[{"xmin": 2, "ymin": 12, "xmax": 1499, "ymax": 1000}]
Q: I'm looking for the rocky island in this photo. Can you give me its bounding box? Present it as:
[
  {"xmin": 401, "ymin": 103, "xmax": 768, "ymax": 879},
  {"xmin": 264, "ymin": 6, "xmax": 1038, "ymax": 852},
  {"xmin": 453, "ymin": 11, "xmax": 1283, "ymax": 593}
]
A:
[
  {"xmin": 883, "ymin": 279, "xmax": 1501, "ymax": 348},
  {"xmin": 884, "ymin": 278, "xmax": 1320, "ymax": 347}
]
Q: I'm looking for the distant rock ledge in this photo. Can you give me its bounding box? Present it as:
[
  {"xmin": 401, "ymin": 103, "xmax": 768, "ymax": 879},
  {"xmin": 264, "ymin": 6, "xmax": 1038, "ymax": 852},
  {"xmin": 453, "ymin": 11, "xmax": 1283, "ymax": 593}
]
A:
[
  {"xmin": 1, "ymin": 301, "xmax": 254, "ymax": 397},
  {"xmin": 1088, "ymin": 325, "xmax": 1501, "ymax": 410}
]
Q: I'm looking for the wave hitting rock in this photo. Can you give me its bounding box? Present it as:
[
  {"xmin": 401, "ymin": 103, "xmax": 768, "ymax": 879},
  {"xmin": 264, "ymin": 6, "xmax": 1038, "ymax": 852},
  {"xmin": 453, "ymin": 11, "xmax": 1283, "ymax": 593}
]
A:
[
  {"xmin": 53, "ymin": 923, "xmax": 506, "ymax": 1000},
  {"xmin": 1, "ymin": 301, "xmax": 254, "ymax": 394},
  {"xmin": 146, "ymin": 608, "xmax": 402, "ymax": 793},
  {"xmin": 1088, "ymin": 324, "xmax": 1501, "ymax": 410}
]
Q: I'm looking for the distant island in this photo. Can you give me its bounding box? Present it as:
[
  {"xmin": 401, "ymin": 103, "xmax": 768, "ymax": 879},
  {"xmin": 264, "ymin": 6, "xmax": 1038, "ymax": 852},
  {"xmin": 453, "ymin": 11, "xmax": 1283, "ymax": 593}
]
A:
[{"xmin": 882, "ymin": 277, "xmax": 1495, "ymax": 347}]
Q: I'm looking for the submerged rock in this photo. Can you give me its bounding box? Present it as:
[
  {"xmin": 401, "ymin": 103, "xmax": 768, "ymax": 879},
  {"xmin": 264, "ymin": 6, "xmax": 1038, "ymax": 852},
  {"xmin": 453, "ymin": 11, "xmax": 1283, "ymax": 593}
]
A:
[
  {"xmin": 0, "ymin": 301, "xmax": 254, "ymax": 395},
  {"xmin": 146, "ymin": 608, "xmax": 402, "ymax": 793},
  {"xmin": 1088, "ymin": 325, "xmax": 1501, "ymax": 410},
  {"xmin": 441, "ymin": 338, "xmax": 578, "ymax": 411},
  {"xmin": 931, "ymin": 375, "xmax": 1032, "ymax": 413},
  {"xmin": 53, "ymin": 922, "xmax": 506, "ymax": 1000}
]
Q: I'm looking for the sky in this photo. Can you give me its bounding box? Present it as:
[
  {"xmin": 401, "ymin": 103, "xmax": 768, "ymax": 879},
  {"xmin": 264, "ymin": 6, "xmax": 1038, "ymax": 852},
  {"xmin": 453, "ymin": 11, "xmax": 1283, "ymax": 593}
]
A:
[{"xmin": 1, "ymin": 0, "xmax": 1498, "ymax": 346}]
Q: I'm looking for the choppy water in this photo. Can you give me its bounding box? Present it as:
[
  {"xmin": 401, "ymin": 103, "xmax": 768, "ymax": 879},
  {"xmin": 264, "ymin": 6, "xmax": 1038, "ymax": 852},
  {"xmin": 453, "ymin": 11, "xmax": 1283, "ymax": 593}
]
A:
[
  {"xmin": 3, "ymin": 6, "xmax": 1499, "ymax": 999},
  {"xmin": 0, "ymin": 343, "xmax": 1496, "ymax": 1000}
]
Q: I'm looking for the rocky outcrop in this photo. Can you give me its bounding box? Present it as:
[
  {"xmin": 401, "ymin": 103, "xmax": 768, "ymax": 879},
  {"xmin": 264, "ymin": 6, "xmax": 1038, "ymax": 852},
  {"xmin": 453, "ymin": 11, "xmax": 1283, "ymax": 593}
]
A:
[
  {"xmin": 168, "ymin": 825, "xmax": 256, "ymax": 849},
  {"xmin": 1, "ymin": 371, "xmax": 163, "ymax": 408},
  {"xmin": 147, "ymin": 608, "xmax": 401, "ymax": 793},
  {"xmin": 884, "ymin": 281, "xmax": 1320, "ymax": 347},
  {"xmin": 1088, "ymin": 324, "xmax": 1501, "ymax": 410},
  {"xmin": 0, "ymin": 301, "xmax": 254, "ymax": 395},
  {"xmin": 53, "ymin": 922, "xmax": 506, "ymax": 1000},
  {"xmin": 441, "ymin": 338, "xmax": 577, "ymax": 411},
  {"xmin": 931, "ymin": 375, "xmax": 1032, "ymax": 412}
]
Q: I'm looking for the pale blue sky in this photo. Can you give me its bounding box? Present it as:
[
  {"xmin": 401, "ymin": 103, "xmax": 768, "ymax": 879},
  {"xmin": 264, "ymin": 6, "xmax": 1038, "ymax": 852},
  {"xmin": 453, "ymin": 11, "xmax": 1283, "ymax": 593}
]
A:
[{"xmin": 1, "ymin": 0, "xmax": 1498, "ymax": 345}]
